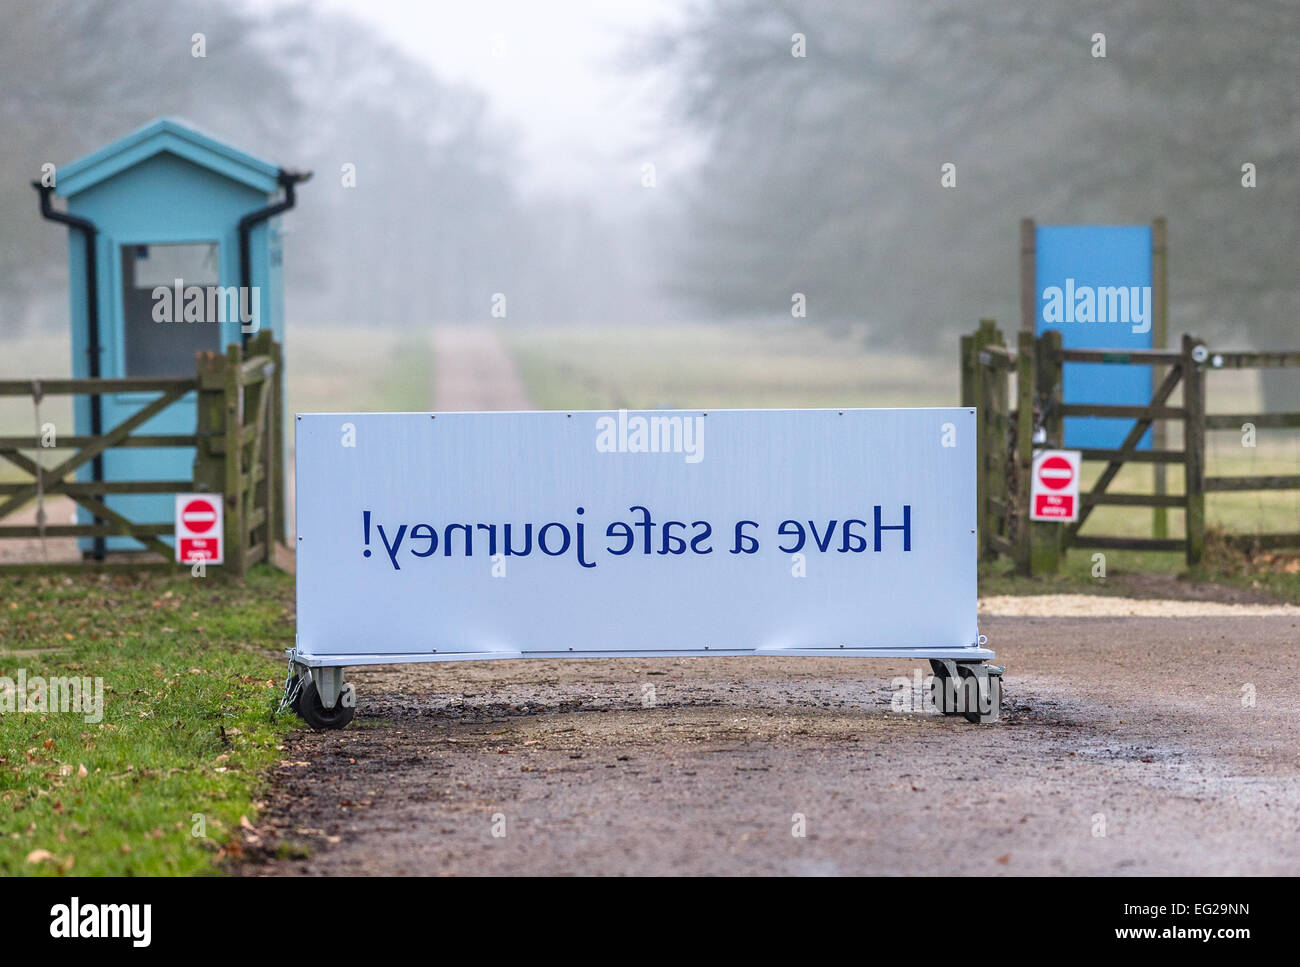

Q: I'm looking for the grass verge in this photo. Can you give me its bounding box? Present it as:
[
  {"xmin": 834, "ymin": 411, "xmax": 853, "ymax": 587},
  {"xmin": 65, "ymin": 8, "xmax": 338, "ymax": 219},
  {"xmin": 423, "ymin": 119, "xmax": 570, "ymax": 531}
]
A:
[
  {"xmin": 978, "ymin": 535, "xmax": 1300, "ymax": 604},
  {"xmin": 0, "ymin": 566, "xmax": 295, "ymax": 875}
]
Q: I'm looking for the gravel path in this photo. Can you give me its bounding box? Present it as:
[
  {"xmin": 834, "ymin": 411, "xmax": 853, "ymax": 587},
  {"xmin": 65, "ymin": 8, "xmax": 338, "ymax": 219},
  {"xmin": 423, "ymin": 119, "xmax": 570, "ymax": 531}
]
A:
[
  {"xmin": 242, "ymin": 608, "xmax": 1300, "ymax": 876},
  {"xmin": 0, "ymin": 497, "xmax": 81, "ymax": 564},
  {"xmin": 981, "ymin": 594, "xmax": 1300, "ymax": 617}
]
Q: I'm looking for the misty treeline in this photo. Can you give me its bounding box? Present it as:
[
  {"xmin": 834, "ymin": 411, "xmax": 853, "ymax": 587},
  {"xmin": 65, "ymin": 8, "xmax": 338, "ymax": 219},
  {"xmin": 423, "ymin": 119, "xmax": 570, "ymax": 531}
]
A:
[
  {"xmin": 646, "ymin": 0, "xmax": 1300, "ymax": 365},
  {"xmin": 0, "ymin": 0, "xmax": 648, "ymax": 333},
  {"xmin": 2, "ymin": 0, "xmax": 1297, "ymax": 394}
]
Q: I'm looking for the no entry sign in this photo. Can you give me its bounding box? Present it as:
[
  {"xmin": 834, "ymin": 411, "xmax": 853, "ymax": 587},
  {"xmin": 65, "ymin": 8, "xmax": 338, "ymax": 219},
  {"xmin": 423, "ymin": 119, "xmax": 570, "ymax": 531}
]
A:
[
  {"xmin": 1029, "ymin": 450, "xmax": 1081, "ymax": 522},
  {"xmin": 175, "ymin": 493, "xmax": 223, "ymax": 565}
]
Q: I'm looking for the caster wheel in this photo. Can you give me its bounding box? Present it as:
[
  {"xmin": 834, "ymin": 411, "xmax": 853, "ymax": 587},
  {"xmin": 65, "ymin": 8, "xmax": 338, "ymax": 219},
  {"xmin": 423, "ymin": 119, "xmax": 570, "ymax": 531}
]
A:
[
  {"xmin": 929, "ymin": 676, "xmax": 960, "ymax": 716},
  {"xmin": 298, "ymin": 677, "xmax": 356, "ymax": 730},
  {"xmin": 956, "ymin": 665, "xmax": 1000, "ymax": 724},
  {"xmin": 289, "ymin": 675, "xmax": 305, "ymax": 717},
  {"xmin": 928, "ymin": 664, "xmax": 962, "ymax": 717}
]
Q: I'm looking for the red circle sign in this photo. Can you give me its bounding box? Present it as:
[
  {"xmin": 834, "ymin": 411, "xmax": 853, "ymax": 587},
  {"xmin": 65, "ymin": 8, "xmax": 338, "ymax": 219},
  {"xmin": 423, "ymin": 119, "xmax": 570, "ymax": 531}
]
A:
[
  {"xmin": 182, "ymin": 498, "xmax": 217, "ymax": 534},
  {"xmin": 1038, "ymin": 455, "xmax": 1074, "ymax": 491}
]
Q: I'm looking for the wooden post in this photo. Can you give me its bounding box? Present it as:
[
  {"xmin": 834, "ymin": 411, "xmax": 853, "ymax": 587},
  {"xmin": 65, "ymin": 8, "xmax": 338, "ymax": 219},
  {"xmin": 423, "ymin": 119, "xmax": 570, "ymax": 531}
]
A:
[
  {"xmin": 1015, "ymin": 329, "xmax": 1036, "ymax": 573},
  {"xmin": 192, "ymin": 352, "xmax": 226, "ymax": 505},
  {"xmin": 1018, "ymin": 219, "xmax": 1040, "ymax": 572},
  {"xmin": 986, "ymin": 322, "xmax": 1009, "ymax": 559},
  {"xmin": 269, "ymin": 337, "xmax": 286, "ymax": 545},
  {"xmin": 253, "ymin": 331, "xmax": 272, "ymax": 560},
  {"xmin": 1029, "ymin": 329, "xmax": 1064, "ymax": 575},
  {"xmin": 245, "ymin": 330, "xmax": 276, "ymax": 564},
  {"xmin": 223, "ymin": 341, "xmax": 246, "ymax": 579},
  {"xmin": 969, "ymin": 319, "xmax": 1002, "ymax": 560},
  {"xmin": 960, "ymin": 334, "xmax": 975, "ymax": 409},
  {"xmin": 1151, "ymin": 217, "xmax": 1169, "ymax": 539},
  {"xmin": 1182, "ymin": 333, "xmax": 1206, "ymax": 570},
  {"xmin": 1020, "ymin": 218, "xmax": 1036, "ymax": 334},
  {"xmin": 1038, "ymin": 330, "xmax": 1065, "ymax": 447}
]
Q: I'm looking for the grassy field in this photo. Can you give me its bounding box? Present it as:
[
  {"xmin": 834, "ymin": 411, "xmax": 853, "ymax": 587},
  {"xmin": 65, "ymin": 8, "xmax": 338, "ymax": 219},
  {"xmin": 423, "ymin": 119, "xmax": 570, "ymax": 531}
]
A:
[
  {"xmin": 286, "ymin": 325, "xmax": 433, "ymax": 414},
  {"xmin": 506, "ymin": 321, "xmax": 955, "ymax": 410},
  {"xmin": 0, "ymin": 567, "xmax": 294, "ymax": 875}
]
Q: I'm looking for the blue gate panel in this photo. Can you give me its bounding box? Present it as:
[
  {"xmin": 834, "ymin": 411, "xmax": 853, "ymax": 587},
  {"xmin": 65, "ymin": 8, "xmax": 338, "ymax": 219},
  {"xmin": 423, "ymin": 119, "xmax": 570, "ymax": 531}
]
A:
[{"xmin": 1035, "ymin": 225, "xmax": 1154, "ymax": 450}]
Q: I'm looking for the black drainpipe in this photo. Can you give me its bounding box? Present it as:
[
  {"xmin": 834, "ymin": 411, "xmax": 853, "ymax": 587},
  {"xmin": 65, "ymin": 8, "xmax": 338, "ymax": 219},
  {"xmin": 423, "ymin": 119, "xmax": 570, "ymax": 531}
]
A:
[
  {"xmin": 34, "ymin": 182, "xmax": 105, "ymax": 559},
  {"xmin": 238, "ymin": 168, "xmax": 311, "ymax": 348}
]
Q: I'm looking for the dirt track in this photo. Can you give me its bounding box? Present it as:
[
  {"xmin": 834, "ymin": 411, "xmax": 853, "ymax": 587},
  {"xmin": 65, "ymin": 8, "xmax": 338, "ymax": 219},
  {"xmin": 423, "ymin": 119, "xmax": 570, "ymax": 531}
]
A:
[
  {"xmin": 243, "ymin": 605, "xmax": 1300, "ymax": 876},
  {"xmin": 431, "ymin": 324, "xmax": 531, "ymax": 412}
]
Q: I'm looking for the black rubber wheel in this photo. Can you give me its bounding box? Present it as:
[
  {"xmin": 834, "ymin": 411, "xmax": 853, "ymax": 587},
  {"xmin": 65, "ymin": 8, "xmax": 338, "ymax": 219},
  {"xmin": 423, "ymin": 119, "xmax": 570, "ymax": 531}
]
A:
[
  {"xmin": 298, "ymin": 677, "xmax": 355, "ymax": 730},
  {"xmin": 957, "ymin": 666, "xmax": 999, "ymax": 724},
  {"xmin": 929, "ymin": 667, "xmax": 961, "ymax": 716},
  {"xmin": 289, "ymin": 675, "xmax": 305, "ymax": 717}
]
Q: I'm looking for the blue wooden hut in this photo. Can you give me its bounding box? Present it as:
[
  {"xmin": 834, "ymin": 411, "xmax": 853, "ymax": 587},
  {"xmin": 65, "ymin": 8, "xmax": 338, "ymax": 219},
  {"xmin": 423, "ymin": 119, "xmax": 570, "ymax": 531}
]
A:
[{"xmin": 35, "ymin": 118, "xmax": 308, "ymax": 554}]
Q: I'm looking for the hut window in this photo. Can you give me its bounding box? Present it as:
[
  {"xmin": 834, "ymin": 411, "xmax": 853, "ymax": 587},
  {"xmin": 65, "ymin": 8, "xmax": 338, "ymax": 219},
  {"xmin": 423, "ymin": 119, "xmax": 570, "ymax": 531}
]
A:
[{"xmin": 121, "ymin": 242, "xmax": 222, "ymax": 377}]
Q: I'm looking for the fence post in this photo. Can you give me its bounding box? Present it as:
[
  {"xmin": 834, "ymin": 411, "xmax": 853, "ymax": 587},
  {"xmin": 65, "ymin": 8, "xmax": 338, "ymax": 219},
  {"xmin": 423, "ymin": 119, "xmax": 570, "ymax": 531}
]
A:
[
  {"xmin": 269, "ymin": 337, "xmax": 286, "ymax": 545},
  {"xmin": 983, "ymin": 321, "xmax": 1009, "ymax": 561},
  {"xmin": 1183, "ymin": 333, "xmax": 1207, "ymax": 570},
  {"xmin": 1029, "ymin": 329, "xmax": 1064, "ymax": 575},
  {"xmin": 1151, "ymin": 217, "xmax": 1169, "ymax": 539},
  {"xmin": 970, "ymin": 319, "xmax": 1000, "ymax": 559},
  {"xmin": 193, "ymin": 350, "xmax": 226, "ymax": 506},
  {"xmin": 223, "ymin": 341, "xmax": 247, "ymax": 579},
  {"xmin": 244, "ymin": 330, "xmax": 275, "ymax": 563},
  {"xmin": 1015, "ymin": 329, "xmax": 1035, "ymax": 573},
  {"xmin": 960, "ymin": 334, "xmax": 975, "ymax": 409}
]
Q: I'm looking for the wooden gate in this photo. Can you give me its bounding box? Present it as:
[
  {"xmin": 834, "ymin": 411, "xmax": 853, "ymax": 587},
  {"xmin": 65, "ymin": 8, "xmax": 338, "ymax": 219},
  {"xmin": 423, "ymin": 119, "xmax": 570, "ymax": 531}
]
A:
[
  {"xmin": 1053, "ymin": 334, "xmax": 1203, "ymax": 565},
  {"xmin": 965, "ymin": 320, "xmax": 1300, "ymax": 574},
  {"xmin": 0, "ymin": 331, "xmax": 284, "ymax": 576}
]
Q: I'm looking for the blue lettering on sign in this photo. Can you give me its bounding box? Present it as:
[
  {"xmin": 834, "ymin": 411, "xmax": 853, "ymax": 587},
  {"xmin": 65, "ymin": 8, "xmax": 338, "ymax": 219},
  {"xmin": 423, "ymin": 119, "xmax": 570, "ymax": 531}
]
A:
[
  {"xmin": 1036, "ymin": 225, "xmax": 1153, "ymax": 450},
  {"xmin": 360, "ymin": 505, "xmax": 914, "ymax": 571}
]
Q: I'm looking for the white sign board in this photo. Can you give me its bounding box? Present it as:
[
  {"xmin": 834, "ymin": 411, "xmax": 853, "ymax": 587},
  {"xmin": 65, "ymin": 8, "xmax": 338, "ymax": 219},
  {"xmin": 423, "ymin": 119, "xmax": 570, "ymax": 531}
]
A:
[
  {"xmin": 175, "ymin": 493, "xmax": 223, "ymax": 565},
  {"xmin": 1029, "ymin": 449, "xmax": 1082, "ymax": 522},
  {"xmin": 294, "ymin": 410, "xmax": 987, "ymax": 667}
]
